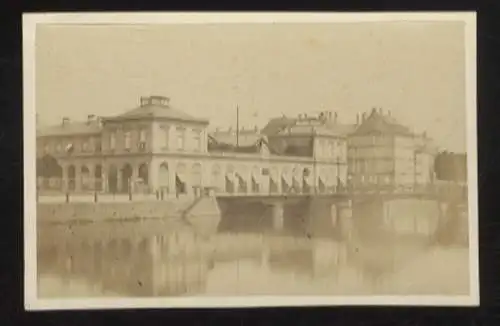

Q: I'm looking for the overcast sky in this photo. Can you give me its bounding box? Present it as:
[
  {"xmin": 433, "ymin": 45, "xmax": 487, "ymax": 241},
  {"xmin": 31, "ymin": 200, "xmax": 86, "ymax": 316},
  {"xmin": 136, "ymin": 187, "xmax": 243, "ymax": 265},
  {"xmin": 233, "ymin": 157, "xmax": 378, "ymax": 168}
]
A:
[{"xmin": 35, "ymin": 21, "xmax": 468, "ymax": 151}]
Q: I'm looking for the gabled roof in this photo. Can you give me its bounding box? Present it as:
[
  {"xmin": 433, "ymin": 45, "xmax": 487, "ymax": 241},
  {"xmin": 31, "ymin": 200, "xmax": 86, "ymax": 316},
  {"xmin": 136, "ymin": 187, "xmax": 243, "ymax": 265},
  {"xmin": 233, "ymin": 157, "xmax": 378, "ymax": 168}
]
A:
[
  {"xmin": 352, "ymin": 109, "xmax": 413, "ymax": 136},
  {"xmin": 37, "ymin": 121, "xmax": 102, "ymax": 137}
]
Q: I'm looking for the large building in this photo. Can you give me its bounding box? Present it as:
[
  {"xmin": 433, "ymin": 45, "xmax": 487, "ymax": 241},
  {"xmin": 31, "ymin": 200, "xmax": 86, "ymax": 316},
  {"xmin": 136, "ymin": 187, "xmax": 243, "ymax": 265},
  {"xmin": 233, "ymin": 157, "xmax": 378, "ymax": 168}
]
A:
[
  {"xmin": 36, "ymin": 95, "xmax": 351, "ymax": 197},
  {"xmin": 347, "ymin": 108, "xmax": 437, "ymax": 190}
]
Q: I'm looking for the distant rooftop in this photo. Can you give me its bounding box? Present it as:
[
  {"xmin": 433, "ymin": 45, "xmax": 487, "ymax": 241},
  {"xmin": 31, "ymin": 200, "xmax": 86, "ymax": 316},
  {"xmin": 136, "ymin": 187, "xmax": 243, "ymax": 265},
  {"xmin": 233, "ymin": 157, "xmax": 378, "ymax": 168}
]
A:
[
  {"xmin": 37, "ymin": 116, "xmax": 102, "ymax": 137},
  {"xmin": 352, "ymin": 108, "xmax": 414, "ymax": 136},
  {"xmin": 263, "ymin": 111, "xmax": 356, "ymax": 138}
]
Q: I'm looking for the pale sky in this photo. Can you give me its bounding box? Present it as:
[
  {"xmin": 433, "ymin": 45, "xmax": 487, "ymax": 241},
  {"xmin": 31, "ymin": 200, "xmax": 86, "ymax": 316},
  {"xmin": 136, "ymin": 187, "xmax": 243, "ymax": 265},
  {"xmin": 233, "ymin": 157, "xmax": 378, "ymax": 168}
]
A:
[{"xmin": 36, "ymin": 22, "xmax": 468, "ymax": 151}]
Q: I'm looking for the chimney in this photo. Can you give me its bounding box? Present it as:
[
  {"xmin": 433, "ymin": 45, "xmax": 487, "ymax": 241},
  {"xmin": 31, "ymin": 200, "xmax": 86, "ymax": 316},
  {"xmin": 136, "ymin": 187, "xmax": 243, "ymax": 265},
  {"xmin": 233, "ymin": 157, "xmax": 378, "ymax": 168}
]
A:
[
  {"xmin": 87, "ymin": 114, "xmax": 96, "ymax": 124},
  {"xmin": 304, "ymin": 113, "xmax": 308, "ymax": 119},
  {"xmin": 62, "ymin": 117, "xmax": 70, "ymax": 126},
  {"xmin": 371, "ymin": 107, "xmax": 377, "ymax": 114}
]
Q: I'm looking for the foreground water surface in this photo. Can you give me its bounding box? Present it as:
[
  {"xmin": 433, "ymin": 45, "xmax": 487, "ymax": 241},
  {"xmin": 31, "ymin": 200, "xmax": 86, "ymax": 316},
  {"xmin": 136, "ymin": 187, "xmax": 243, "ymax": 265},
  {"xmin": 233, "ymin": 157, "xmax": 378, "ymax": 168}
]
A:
[{"xmin": 38, "ymin": 238, "xmax": 469, "ymax": 298}]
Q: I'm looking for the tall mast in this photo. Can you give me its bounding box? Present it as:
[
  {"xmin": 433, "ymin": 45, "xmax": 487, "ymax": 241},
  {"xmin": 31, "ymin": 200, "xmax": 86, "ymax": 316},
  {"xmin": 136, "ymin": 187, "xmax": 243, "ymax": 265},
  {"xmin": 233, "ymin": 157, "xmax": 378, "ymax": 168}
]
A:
[{"xmin": 236, "ymin": 105, "xmax": 240, "ymax": 147}]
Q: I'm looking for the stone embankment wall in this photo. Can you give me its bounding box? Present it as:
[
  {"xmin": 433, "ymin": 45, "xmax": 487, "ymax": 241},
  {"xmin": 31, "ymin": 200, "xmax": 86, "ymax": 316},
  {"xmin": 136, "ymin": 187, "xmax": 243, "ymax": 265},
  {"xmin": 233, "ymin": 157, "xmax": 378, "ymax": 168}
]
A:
[{"xmin": 37, "ymin": 196, "xmax": 222, "ymax": 243}]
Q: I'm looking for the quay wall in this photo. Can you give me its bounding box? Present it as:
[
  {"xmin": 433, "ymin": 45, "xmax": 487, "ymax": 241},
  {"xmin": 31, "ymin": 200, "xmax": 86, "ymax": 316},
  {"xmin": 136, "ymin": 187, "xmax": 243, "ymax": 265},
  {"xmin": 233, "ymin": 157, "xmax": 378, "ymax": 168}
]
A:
[{"xmin": 37, "ymin": 196, "xmax": 222, "ymax": 242}]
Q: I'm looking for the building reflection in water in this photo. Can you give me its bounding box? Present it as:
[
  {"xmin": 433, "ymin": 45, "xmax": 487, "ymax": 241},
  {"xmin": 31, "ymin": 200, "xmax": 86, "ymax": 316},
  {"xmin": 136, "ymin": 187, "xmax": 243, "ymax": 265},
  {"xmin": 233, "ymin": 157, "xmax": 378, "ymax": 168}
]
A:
[
  {"xmin": 37, "ymin": 228, "xmax": 469, "ymax": 298},
  {"xmin": 37, "ymin": 230, "xmax": 213, "ymax": 298}
]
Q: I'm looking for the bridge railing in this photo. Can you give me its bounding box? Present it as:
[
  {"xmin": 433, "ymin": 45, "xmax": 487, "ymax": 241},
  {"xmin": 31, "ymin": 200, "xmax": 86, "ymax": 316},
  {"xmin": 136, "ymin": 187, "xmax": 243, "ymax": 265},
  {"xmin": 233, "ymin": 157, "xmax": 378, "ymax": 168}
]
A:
[
  {"xmin": 37, "ymin": 192, "xmax": 194, "ymax": 204},
  {"xmin": 37, "ymin": 181, "xmax": 467, "ymax": 203}
]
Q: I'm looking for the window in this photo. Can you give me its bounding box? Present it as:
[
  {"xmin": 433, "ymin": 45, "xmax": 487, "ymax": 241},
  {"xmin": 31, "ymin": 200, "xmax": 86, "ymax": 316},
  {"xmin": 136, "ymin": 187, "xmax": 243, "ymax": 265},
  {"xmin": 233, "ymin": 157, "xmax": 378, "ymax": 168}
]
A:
[
  {"xmin": 193, "ymin": 129, "xmax": 202, "ymax": 151},
  {"xmin": 176, "ymin": 127, "xmax": 185, "ymax": 150},
  {"xmin": 139, "ymin": 129, "xmax": 146, "ymax": 142},
  {"xmin": 124, "ymin": 131, "xmax": 131, "ymax": 150},
  {"xmin": 82, "ymin": 140, "xmax": 89, "ymax": 152},
  {"xmin": 138, "ymin": 129, "xmax": 147, "ymax": 151},
  {"xmin": 109, "ymin": 132, "xmax": 116, "ymax": 150},
  {"xmin": 95, "ymin": 140, "xmax": 102, "ymax": 152},
  {"xmin": 160, "ymin": 125, "xmax": 169, "ymax": 149}
]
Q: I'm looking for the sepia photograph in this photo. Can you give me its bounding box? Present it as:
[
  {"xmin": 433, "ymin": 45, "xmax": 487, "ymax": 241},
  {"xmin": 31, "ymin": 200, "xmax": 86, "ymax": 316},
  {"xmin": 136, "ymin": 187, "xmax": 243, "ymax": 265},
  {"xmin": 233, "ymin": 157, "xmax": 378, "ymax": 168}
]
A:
[{"xmin": 23, "ymin": 12, "xmax": 478, "ymax": 309}]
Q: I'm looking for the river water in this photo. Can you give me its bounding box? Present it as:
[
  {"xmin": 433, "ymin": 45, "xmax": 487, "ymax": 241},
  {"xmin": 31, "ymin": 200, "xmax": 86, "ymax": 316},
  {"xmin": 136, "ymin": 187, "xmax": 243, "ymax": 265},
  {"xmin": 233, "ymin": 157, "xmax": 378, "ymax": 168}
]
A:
[{"xmin": 37, "ymin": 237, "xmax": 470, "ymax": 298}]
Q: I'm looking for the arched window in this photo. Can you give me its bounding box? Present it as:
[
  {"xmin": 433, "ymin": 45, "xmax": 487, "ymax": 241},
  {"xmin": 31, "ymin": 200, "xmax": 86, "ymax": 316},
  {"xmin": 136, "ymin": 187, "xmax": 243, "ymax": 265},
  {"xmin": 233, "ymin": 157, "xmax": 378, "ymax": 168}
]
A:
[
  {"xmin": 175, "ymin": 163, "xmax": 187, "ymax": 194},
  {"xmin": 138, "ymin": 163, "xmax": 149, "ymax": 186},
  {"xmin": 67, "ymin": 165, "xmax": 76, "ymax": 191},
  {"xmin": 159, "ymin": 162, "xmax": 169, "ymax": 190},
  {"xmin": 121, "ymin": 164, "xmax": 133, "ymax": 193},
  {"xmin": 108, "ymin": 165, "xmax": 118, "ymax": 193}
]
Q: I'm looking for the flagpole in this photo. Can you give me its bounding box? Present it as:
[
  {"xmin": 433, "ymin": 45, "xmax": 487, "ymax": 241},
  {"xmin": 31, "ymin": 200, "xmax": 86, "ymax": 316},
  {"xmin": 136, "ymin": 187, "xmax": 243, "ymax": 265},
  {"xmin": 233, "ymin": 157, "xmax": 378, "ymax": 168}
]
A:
[{"xmin": 236, "ymin": 105, "xmax": 240, "ymax": 147}]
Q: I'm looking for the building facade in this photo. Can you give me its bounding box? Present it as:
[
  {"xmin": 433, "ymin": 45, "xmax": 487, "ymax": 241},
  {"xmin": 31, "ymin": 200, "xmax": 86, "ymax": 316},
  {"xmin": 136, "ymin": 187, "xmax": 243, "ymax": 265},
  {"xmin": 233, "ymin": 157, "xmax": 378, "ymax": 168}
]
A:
[
  {"xmin": 36, "ymin": 96, "xmax": 351, "ymax": 197},
  {"xmin": 347, "ymin": 108, "xmax": 437, "ymax": 190}
]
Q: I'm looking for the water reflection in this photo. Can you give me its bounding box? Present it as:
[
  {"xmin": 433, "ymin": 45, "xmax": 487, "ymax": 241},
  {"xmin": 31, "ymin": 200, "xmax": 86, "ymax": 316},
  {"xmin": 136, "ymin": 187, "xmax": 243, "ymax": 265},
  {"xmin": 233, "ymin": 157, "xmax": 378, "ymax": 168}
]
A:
[{"xmin": 37, "ymin": 232, "xmax": 469, "ymax": 298}]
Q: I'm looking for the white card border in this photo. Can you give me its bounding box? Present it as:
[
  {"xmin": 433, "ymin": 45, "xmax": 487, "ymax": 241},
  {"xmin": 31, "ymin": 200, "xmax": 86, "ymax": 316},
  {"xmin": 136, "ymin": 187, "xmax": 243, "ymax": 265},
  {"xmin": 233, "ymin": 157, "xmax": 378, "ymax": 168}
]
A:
[{"xmin": 23, "ymin": 12, "xmax": 479, "ymax": 310}]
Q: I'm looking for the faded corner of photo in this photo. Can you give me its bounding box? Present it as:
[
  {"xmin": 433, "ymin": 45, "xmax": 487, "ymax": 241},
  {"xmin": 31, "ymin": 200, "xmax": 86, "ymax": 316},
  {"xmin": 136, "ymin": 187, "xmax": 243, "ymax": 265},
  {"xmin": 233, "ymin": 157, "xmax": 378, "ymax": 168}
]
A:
[{"xmin": 23, "ymin": 11, "xmax": 478, "ymax": 310}]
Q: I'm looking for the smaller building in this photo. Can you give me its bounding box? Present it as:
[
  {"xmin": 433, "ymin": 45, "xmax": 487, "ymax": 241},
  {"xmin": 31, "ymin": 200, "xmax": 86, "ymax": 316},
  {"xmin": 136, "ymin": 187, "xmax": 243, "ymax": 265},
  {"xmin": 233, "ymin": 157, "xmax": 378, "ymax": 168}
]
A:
[
  {"xmin": 347, "ymin": 108, "xmax": 437, "ymax": 190},
  {"xmin": 262, "ymin": 111, "xmax": 354, "ymax": 190}
]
